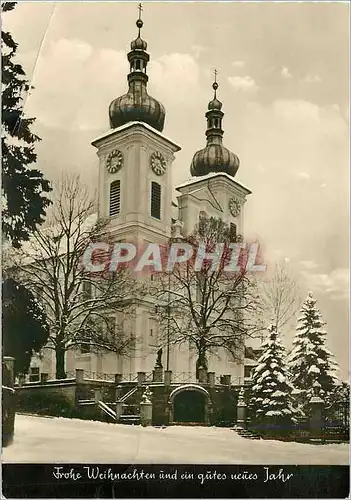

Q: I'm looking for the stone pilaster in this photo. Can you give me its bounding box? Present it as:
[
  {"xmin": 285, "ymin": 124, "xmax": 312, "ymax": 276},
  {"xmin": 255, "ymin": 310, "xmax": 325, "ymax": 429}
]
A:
[
  {"xmin": 75, "ymin": 369, "xmax": 84, "ymax": 383},
  {"xmin": 207, "ymin": 372, "xmax": 215, "ymax": 387},
  {"xmin": 164, "ymin": 370, "xmax": 172, "ymax": 386},
  {"xmin": 153, "ymin": 367, "xmax": 163, "ymax": 382}
]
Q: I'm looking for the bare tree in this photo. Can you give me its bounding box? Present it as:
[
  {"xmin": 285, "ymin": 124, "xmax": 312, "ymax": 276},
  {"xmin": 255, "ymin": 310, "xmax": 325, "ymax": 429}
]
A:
[
  {"xmin": 151, "ymin": 216, "xmax": 262, "ymax": 378},
  {"xmin": 9, "ymin": 173, "xmax": 141, "ymax": 379},
  {"xmin": 259, "ymin": 260, "xmax": 299, "ymax": 337}
]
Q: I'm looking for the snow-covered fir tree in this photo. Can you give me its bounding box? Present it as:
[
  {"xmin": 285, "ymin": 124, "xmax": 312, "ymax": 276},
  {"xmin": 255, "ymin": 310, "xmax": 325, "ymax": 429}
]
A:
[
  {"xmin": 248, "ymin": 323, "xmax": 297, "ymax": 436},
  {"xmin": 2, "ymin": 2, "xmax": 52, "ymax": 248},
  {"xmin": 289, "ymin": 292, "xmax": 340, "ymax": 410}
]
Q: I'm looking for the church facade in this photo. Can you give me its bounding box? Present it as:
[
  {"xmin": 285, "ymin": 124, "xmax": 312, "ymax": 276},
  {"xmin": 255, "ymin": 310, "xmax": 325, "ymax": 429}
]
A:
[{"xmin": 29, "ymin": 9, "xmax": 253, "ymax": 384}]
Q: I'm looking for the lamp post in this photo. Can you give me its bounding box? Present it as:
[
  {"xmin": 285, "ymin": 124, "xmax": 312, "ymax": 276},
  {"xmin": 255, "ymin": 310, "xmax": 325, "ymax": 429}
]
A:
[
  {"xmin": 154, "ymin": 266, "xmax": 171, "ymax": 371},
  {"xmin": 166, "ymin": 270, "xmax": 171, "ymax": 371}
]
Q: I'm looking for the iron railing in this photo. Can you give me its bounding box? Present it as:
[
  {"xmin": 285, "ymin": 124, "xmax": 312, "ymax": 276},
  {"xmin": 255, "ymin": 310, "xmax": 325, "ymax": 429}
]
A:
[
  {"xmin": 15, "ymin": 370, "xmax": 246, "ymax": 386},
  {"xmin": 83, "ymin": 372, "xmax": 115, "ymax": 382},
  {"xmin": 122, "ymin": 373, "xmax": 139, "ymax": 382},
  {"xmin": 214, "ymin": 375, "xmax": 243, "ymax": 386},
  {"xmin": 119, "ymin": 386, "xmax": 138, "ymax": 403},
  {"xmin": 172, "ymin": 372, "xmax": 197, "ymax": 384},
  {"xmin": 324, "ymin": 400, "xmax": 350, "ymax": 441}
]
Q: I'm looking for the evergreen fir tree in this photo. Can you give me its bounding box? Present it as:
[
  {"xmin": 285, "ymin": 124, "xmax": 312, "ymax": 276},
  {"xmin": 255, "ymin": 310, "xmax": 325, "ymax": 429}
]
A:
[
  {"xmin": 326, "ymin": 380, "xmax": 350, "ymax": 407},
  {"xmin": 248, "ymin": 323, "xmax": 297, "ymax": 437},
  {"xmin": 2, "ymin": 2, "xmax": 52, "ymax": 249},
  {"xmin": 289, "ymin": 292, "xmax": 339, "ymax": 410},
  {"xmin": 2, "ymin": 277, "xmax": 50, "ymax": 376}
]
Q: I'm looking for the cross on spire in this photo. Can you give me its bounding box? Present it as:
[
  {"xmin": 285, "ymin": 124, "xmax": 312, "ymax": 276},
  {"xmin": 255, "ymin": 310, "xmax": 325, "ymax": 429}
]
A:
[
  {"xmin": 212, "ymin": 68, "xmax": 219, "ymax": 98},
  {"xmin": 136, "ymin": 3, "xmax": 144, "ymax": 36}
]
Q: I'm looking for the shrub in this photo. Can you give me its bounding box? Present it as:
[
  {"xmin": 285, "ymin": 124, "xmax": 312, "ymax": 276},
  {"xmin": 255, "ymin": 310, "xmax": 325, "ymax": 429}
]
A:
[{"xmin": 16, "ymin": 390, "xmax": 75, "ymax": 418}]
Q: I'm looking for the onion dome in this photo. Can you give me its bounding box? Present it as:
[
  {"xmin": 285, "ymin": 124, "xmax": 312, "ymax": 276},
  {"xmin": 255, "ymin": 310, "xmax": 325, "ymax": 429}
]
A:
[
  {"xmin": 190, "ymin": 74, "xmax": 240, "ymax": 177},
  {"xmin": 109, "ymin": 5, "xmax": 165, "ymax": 132},
  {"xmin": 130, "ymin": 18, "xmax": 147, "ymax": 50},
  {"xmin": 208, "ymin": 83, "xmax": 222, "ymax": 111}
]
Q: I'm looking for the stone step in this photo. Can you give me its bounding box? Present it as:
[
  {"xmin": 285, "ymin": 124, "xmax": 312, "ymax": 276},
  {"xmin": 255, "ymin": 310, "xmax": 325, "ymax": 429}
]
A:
[
  {"xmin": 232, "ymin": 427, "xmax": 261, "ymax": 439},
  {"xmin": 119, "ymin": 415, "xmax": 141, "ymax": 425}
]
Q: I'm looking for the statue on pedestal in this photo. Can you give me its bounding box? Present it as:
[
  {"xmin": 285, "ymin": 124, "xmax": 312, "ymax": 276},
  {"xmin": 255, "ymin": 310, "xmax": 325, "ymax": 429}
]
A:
[{"xmin": 155, "ymin": 348, "xmax": 163, "ymax": 368}]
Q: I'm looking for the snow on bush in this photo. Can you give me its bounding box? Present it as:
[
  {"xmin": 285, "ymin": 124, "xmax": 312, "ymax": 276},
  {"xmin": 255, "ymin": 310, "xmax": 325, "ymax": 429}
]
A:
[
  {"xmin": 247, "ymin": 323, "xmax": 298, "ymax": 436},
  {"xmin": 288, "ymin": 292, "xmax": 340, "ymax": 411}
]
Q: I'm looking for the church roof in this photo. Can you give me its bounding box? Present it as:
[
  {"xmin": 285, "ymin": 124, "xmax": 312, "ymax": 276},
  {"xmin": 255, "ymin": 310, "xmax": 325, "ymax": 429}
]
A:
[
  {"xmin": 91, "ymin": 121, "xmax": 181, "ymax": 151},
  {"xmin": 175, "ymin": 171, "xmax": 251, "ymax": 194}
]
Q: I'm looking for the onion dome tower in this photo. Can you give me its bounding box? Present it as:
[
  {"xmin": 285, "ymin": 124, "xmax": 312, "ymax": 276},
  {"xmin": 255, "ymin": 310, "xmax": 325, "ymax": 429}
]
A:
[
  {"xmin": 109, "ymin": 4, "xmax": 165, "ymax": 132},
  {"xmin": 190, "ymin": 72, "xmax": 240, "ymax": 177}
]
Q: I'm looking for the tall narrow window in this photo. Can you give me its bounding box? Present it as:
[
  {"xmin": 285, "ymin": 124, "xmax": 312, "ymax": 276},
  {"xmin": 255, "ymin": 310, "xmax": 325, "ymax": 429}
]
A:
[
  {"xmin": 109, "ymin": 180, "xmax": 121, "ymax": 216},
  {"xmin": 151, "ymin": 182, "xmax": 161, "ymax": 219},
  {"xmin": 198, "ymin": 211, "xmax": 207, "ymax": 236},
  {"xmin": 82, "ymin": 280, "xmax": 92, "ymax": 300},
  {"xmin": 230, "ymin": 222, "xmax": 237, "ymax": 242},
  {"xmin": 149, "ymin": 318, "xmax": 159, "ymax": 347}
]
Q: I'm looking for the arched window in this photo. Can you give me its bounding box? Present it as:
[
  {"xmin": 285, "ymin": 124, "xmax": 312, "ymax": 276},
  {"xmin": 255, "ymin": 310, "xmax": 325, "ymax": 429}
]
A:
[
  {"xmin": 151, "ymin": 182, "xmax": 161, "ymax": 219},
  {"xmin": 136, "ymin": 60, "xmax": 141, "ymax": 70},
  {"xmin": 109, "ymin": 180, "xmax": 121, "ymax": 216},
  {"xmin": 199, "ymin": 210, "xmax": 207, "ymax": 220}
]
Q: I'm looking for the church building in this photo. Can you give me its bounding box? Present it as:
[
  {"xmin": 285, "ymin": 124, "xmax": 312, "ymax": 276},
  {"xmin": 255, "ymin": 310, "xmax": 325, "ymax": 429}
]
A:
[{"xmin": 30, "ymin": 8, "xmax": 254, "ymax": 384}]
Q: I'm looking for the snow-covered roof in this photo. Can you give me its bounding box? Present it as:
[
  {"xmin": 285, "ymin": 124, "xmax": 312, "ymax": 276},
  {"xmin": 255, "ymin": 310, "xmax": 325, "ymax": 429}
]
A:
[
  {"xmin": 91, "ymin": 121, "xmax": 181, "ymax": 151},
  {"xmin": 176, "ymin": 172, "xmax": 252, "ymax": 194},
  {"xmin": 244, "ymin": 358, "xmax": 258, "ymax": 367}
]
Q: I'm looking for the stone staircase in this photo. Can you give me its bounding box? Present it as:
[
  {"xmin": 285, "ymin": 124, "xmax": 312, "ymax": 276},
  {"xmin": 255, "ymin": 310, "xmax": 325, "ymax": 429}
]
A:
[
  {"xmin": 119, "ymin": 404, "xmax": 141, "ymax": 425},
  {"xmin": 233, "ymin": 426, "xmax": 261, "ymax": 440},
  {"xmin": 97, "ymin": 401, "xmax": 117, "ymax": 421},
  {"xmin": 116, "ymin": 385, "xmax": 144, "ymax": 425}
]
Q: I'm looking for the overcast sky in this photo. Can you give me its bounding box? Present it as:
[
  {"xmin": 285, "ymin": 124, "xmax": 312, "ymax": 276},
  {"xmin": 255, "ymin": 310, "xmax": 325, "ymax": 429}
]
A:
[{"xmin": 4, "ymin": 2, "xmax": 349, "ymax": 377}]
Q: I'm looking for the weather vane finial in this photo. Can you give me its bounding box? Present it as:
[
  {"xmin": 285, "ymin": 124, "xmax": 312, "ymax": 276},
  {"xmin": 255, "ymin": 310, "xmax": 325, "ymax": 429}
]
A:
[
  {"xmin": 136, "ymin": 3, "xmax": 143, "ymax": 36},
  {"xmin": 212, "ymin": 68, "xmax": 219, "ymax": 98}
]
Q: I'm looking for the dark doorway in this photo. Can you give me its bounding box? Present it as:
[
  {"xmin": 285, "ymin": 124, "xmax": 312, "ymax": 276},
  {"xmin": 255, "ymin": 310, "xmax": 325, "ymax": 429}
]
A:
[{"xmin": 173, "ymin": 390, "xmax": 206, "ymax": 423}]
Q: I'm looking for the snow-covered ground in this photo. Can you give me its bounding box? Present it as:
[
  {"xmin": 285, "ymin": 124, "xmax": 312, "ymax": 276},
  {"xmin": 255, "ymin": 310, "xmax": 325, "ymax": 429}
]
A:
[{"xmin": 2, "ymin": 414, "xmax": 349, "ymax": 464}]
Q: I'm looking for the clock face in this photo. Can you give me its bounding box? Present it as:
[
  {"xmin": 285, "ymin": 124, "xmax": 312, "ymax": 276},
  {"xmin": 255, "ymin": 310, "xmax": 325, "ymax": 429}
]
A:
[
  {"xmin": 229, "ymin": 197, "xmax": 241, "ymax": 217},
  {"xmin": 106, "ymin": 150, "xmax": 123, "ymax": 174},
  {"xmin": 150, "ymin": 151, "xmax": 166, "ymax": 176}
]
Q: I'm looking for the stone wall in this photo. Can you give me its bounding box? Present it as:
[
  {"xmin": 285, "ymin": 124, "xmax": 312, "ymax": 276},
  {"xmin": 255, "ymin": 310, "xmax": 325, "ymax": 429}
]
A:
[
  {"xmin": 15, "ymin": 369, "xmax": 241, "ymax": 426},
  {"xmin": 16, "ymin": 381, "xmax": 77, "ymax": 406},
  {"xmin": 151, "ymin": 385, "xmax": 170, "ymax": 426}
]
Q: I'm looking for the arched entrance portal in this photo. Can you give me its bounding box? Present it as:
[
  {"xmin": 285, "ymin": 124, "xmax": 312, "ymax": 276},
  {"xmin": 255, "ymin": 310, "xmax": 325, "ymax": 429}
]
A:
[
  {"xmin": 174, "ymin": 390, "xmax": 206, "ymax": 423},
  {"xmin": 168, "ymin": 384, "xmax": 212, "ymax": 425}
]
